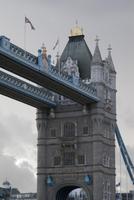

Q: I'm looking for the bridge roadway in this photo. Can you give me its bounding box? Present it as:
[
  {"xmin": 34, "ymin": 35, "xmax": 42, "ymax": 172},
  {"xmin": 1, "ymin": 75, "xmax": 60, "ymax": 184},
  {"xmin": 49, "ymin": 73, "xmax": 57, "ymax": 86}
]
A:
[
  {"xmin": 0, "ymin": 70, "xmax": 56, "ymax": 108},
  {"xmin": 0, "ymin": 36, "xmax": 99, "ymax": 105}
]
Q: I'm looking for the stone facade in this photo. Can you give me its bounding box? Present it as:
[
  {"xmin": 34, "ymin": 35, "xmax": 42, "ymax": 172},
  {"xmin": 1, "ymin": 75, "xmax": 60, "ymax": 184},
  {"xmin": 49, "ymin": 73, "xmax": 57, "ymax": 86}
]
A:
[{"xmin": 36, "ymin": 32, "xmax": 116, "ymax": 200}]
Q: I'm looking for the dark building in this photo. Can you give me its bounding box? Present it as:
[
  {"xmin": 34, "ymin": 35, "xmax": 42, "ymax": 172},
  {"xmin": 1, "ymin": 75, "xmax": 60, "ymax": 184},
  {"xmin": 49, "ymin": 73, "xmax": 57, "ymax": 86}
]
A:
[
  {"xmin": 10, "ymin": 193, "xmax": 37, "ymax": 200},
  {"xmin": 0, "ymin": 181, "xmax": 36, "ymax": 200},
  {"xmin": 0, "ymin": 181, "xmax": 12, "ymax": 200}
]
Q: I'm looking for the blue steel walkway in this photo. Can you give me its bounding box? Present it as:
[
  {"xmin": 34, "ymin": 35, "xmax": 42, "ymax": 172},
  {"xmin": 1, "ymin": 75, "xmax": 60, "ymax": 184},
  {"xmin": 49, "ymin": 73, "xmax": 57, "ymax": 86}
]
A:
[
  {"xmin": 0, "ymin": 36, "xmax": 99, "ymax": 105},
  {"xmin": 0, "ymin": 70, "xmax": 56, "ymax": 108}
]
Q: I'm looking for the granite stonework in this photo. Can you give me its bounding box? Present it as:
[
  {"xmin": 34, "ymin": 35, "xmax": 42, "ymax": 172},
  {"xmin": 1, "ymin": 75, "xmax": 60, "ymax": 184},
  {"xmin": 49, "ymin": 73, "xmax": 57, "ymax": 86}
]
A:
[{"xmin": 36, "ymin": 29, "xmax": 116, "ymax": 200}]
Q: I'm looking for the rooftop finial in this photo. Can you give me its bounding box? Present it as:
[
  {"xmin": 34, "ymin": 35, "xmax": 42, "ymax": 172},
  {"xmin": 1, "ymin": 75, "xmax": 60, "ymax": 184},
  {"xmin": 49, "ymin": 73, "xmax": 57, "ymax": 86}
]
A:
[
  {"xmin": 70, "ymin": 21, "xmax": 83, "ymax": 37},
  {"xmin": 56, "ymin": 51, "xmax": 60, "ymax": 72},
  {"xmin": 92, "ymin": 35, "xmax": 102, "ymax": 65},
  {"xmin": 95, "ymin": 35, "xmax": 100, "ymax": 46},
  {"xmin": 42, "ymin": 43, "xmax": 45, "ymax": 48},
  {"xmin": 42, "ymin": 43, "xmax": 47, "ymax": 58},
  {"xmin": 107, "ymin": 44, "xmax": 116, "ymax": 73},
  {"xmin": 56, "ymin": 51, "xmax": 60, "ymax": 58},
  {"xmin": 76, "ymin": 19, "xmax": 78, "ymax": 26}
]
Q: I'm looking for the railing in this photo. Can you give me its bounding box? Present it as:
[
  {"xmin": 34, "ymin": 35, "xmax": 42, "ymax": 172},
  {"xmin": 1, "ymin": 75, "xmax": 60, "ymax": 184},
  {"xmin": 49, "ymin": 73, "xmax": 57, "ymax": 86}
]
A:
[
  {"xmin": 48, "ymin": 65, "xmax": 97, "ymax": 97},
  {"xmin": 10, "ymin": 43, "xmax": 37, "ymax": 65},
  {"xmin": 0, "ymin": 36, "xmax": 37, "ymax": 65},
  {"xmin": 0, "ymin": 70, "xmax": 56, "ymax": 105}
]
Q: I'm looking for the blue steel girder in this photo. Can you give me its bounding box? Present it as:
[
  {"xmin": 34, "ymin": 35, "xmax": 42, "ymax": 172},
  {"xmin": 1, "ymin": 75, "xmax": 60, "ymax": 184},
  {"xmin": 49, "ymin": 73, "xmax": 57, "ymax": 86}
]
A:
[
  {"xmin": 0, "ymin": 70, "xmax": 56, "ymax": 109},
  {"xmin": 115, "ymin": 124, "xmax": 134, "ymax": 185},
  {"xmin": 0, "ymin": 36, "xmax": 100, "ymax": 105}
]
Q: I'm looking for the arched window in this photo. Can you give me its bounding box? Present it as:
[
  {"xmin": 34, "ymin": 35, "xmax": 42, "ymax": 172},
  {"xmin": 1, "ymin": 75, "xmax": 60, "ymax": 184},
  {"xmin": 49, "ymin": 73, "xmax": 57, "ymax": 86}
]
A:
[
  {"xmin": 63, "ymin": 122, "xmax": 75, "ymax": 137},
  {"xmin": 103, "ymin": 180, "xmax": 111, "ymax": 200},
  {"xmin": 63, "ymin": 152, "xmax": 75, "ymax": 165},
  {"xmin": 102, "ymin": 153, "xmax": 110, "ymax": 167},
  {"xmin": 54, "ymin": 156, "xmax": 61, "ymax": 166},
  {"xmin": 78, "ymin": 155, "xmax": 85, "ymax": 165}
]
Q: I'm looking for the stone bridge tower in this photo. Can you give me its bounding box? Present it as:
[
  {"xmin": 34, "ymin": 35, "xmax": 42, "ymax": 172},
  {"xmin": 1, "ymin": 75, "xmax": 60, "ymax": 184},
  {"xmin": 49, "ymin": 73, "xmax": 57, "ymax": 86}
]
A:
[{"xmin": 36, "ymin": 25, "xmax": 116, "ymax": 200}]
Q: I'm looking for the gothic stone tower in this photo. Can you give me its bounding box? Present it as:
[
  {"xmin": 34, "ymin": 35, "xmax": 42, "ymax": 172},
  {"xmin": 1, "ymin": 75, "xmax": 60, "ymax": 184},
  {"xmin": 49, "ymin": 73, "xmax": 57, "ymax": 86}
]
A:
[{"xmin": 36, "ymin": 26, "xmax": 116, "ymax": 200}]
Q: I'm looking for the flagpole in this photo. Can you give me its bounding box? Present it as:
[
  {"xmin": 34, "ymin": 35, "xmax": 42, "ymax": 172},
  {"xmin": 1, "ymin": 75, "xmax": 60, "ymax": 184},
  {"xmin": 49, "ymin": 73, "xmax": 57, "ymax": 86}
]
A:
[
  {"xmin": 57, "ymin": 36, "xmax": 60, "ymax": 54},
  {"xmin": 57, "ymin": 37, "xmax": 60, "ymax": 73},
  {"xmin": 24, "ymin": 17, "xmax": 26, "ymax": 50}
]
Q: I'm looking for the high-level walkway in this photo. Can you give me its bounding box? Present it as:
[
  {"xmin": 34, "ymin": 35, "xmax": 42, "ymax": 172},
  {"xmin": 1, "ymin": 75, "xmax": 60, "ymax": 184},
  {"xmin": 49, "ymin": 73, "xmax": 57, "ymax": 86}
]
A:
[
  {"xmin": 0, "ymin": 36, "xmax": 99, "ymax": 105},
  {"xmin": 0, "ymin": 70, "xmax": 56, "ymax": 108}
]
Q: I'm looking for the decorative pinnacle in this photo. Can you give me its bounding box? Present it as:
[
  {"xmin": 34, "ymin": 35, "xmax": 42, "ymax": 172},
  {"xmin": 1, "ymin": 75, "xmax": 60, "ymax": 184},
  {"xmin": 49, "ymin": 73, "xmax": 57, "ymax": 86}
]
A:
[
  {"xmin": 107, "ymin": 44, "xmax": 116, "ymax": 72},
  {"xmin": 42, "ymin": 43, "xmax": 47, "ymax": 58},
  {"xmin": 108, "ymin": 44, "xmax": 112, "ymax": 54},
  {"xmin": 56, "ymin": 51, "xmax": 60, "ymax": 58},
  {"xmin": 95, "ymin": 35, "xmax": 100, "ymax": 45},
  {"xmin": 42, "ymin": 43, "xmax": 45, "ymax": 48}
]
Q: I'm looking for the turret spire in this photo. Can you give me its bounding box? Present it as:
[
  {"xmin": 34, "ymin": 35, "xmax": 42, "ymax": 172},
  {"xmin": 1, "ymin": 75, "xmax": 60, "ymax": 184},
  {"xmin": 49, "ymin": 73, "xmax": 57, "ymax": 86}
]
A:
[
  {"xmin": 92, "ymin": 36, "xmax": 102, "ymax": 65},
  {"xmin": 70, "ymin": 21, "xmax": 83, "ymax": 37},
  {"xmin": 107, "ymin": 44, "xmax": 116, "ymax": 73},
  {"xmin": 95, "ymin": 35, "xmax": 99, "ymax": 46},
  {"xmin": 42, "ymin": 43, "xmax": 47, "ymax": 59},
  {"xmin": 56, "ymin": 51, "xmax": 60, "ymax": 72}
]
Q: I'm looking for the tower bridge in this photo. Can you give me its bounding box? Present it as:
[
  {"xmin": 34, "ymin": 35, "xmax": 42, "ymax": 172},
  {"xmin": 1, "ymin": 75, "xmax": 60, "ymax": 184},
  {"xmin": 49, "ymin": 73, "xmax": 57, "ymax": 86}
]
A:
[{"xmin": 0, "ymin": 24, "xmax": 133, "ymax": 200}]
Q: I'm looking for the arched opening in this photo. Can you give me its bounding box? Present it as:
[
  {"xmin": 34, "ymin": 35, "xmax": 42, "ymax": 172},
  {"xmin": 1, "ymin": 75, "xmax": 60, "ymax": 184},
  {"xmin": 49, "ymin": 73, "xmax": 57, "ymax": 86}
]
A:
[{"xmin": 56, "ymin": 186, "xmax": 88, "ymax": 200}]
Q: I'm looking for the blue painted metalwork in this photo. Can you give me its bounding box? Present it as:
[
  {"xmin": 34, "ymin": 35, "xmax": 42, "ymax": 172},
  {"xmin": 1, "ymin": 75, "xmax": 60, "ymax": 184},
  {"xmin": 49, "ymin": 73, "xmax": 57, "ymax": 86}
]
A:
[
  {"xmin": 0, "ymin": 35, "xmax": 100, "ymax": 103},
  {"xmin": 47, "ymin": 55, "xmax": 52, "ymax": 68},
  {"xmin": 38, "ymin": 49, "xmax": 44, "ymax": 69},
  {"xmin": 0, "ymin": 70, "xmax": 56, "ymax": 108},
  {"xmin": 84, "ymin": 175, "xmax": 92, "ymax": 185},
  {"xmin": 0, "ymin": 36, "xmax": 37, "ymax": 65},
  {"xmin": 46, "ymin": 176, "xmax": 54, "ymax": 187},
  {"xmin": 115, "ymin": 124, "xmax": 134, "ymax": 185}
]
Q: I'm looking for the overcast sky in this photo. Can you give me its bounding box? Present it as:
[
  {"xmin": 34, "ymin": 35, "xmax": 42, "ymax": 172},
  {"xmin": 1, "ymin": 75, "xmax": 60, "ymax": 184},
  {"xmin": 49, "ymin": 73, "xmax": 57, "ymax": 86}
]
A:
[{"xmin": 0, "ymin": 0, "xmax": 134, "ymax": 193}]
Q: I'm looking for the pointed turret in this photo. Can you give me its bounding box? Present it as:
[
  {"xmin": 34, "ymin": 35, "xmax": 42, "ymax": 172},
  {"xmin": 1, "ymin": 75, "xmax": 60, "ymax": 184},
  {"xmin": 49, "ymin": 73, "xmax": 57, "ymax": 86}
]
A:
[
  {"xmin": 92, "ymin": 36, "xmax": 102, "ymax": 65},
  {"xmin": 60, "ymin": 23, "xmax": 92, "ymax": 79},
  {"xmin": 104, "ymin": 45, "xmax": 116, "ymax": 90},
  {"xmin": 90, "ymin": 36, "xmax": 104, "ymax": 84},
  {"xmin": 107, "ymin": 45, "xmax": 116, "ymax": 73}
]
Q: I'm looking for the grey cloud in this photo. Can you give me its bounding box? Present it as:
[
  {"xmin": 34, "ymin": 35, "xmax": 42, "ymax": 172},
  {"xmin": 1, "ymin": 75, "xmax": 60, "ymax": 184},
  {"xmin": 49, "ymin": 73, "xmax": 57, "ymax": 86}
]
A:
[
  {"xmin": 0, "ymin": 113, "xmax": 37, "ymax": 192},
  {"xmin": 0, "ymin": 114, "xmax": 37, "ymax": 157},
  {"xmin": 0, "ymin": 154, "xmax": 36, "ymax": 192}
]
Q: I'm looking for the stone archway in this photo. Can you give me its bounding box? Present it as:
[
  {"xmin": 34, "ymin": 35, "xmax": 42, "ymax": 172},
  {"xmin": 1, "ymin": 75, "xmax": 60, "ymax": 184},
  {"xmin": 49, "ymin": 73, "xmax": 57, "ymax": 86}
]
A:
[{"xmin": 55, "ymin": 185, "xmax": 90, "ymax": 200}]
